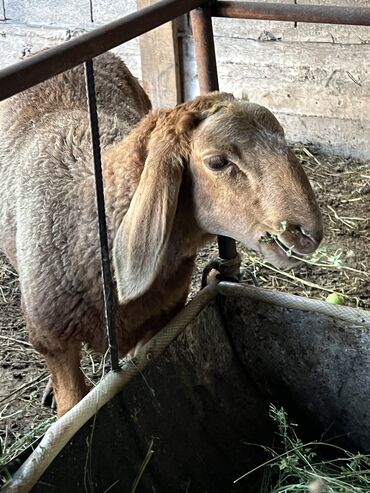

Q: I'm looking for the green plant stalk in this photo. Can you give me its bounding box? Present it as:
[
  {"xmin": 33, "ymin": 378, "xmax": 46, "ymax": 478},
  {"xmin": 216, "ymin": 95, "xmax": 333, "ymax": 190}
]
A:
[
  {"xmin": 251, "ymin": 258, "xmax": 345, "ymax": 296},
  {"xmin": 249, "ymin": 406, "xmax": 370, "ymax": 493},
  {"xmin": 272, "ymin": 236, "xmax": 368, "ymax": 277},
  {"xmin": 129, "ymin": 437, "xmax": 155, "ymax": 493}
]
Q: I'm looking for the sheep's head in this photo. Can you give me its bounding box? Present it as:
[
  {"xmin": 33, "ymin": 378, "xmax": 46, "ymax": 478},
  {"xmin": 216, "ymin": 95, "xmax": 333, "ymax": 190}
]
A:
[
  {"xmin": 114, "ymin": 92, "xmax": 323, "ymax": 303},
  {"xmin": 187, "ymin": 94, "xmax": 323, "ymax": 269}
]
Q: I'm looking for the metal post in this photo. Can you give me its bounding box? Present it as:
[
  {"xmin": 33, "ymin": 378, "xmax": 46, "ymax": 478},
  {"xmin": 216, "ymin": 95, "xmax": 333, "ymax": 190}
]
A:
[
  {"xmin": 189, "ymin": 3, "xmax": 219, "ymax": 94},
  {"xmin": 84, "ymin": 59, "xmax": 119, "ymax": 371},
  {"xmin": 190, "ymin": 3, "xmax": 239, "ymax": 270}
]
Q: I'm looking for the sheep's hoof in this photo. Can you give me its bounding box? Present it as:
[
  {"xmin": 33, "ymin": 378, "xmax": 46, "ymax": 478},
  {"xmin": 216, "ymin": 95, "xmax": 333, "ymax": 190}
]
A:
[{"xmin": 42, "ymin": 378, "xmax": 56, "ymax": 410}]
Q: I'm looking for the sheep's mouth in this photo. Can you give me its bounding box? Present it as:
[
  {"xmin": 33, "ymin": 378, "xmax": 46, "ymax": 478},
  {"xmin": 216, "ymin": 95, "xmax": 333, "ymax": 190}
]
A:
[
  {"xmin": 261, "ymin": 233, "xmax": 306, "ymax": 260},
  {"xmin": 274, "ymin": 236, "xmax": 307, "ymax": 259}
]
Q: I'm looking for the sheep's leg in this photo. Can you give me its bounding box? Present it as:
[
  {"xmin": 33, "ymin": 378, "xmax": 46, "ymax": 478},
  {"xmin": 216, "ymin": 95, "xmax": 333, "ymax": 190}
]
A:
[
  {"xmin": 41, "ymin": 377, "xmax": 56, "ymax": 409},
  {"xmin": 125, "ymin": 328, "xmax": 156, "ymax": 359},
  {"xmin": 44, "ymin": 345, "xmax": 88, "ymax": 417}
]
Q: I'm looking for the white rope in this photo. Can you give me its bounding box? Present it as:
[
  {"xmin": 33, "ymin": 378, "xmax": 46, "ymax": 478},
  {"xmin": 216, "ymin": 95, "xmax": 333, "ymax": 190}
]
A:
[
  {"xmin": 217, "ymin": 282, "xmax": 370, "ymax": 326},
  {"xmin": 3, "ymin": 281, "xmax": 369, "ymax": 492}
]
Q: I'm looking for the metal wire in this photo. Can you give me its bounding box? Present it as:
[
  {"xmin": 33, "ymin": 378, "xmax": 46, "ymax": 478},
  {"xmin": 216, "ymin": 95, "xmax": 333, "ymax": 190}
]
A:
[{"xmin": 84, "ymin": 59, "xmax": 119, "ymax": 372}]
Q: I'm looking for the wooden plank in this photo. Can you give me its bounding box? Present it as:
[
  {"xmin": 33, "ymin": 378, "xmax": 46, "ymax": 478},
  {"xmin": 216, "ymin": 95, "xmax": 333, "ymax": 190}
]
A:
[
  {"xmin": 277, "ymin": 113, "xmax": 370, "ymax": 159},
  {"xmin": 0, "ymin": 24, "xmax": 141, "ymax": 77},
  {"xmin": 183, "ymin": 34, "xmax": 370, "ymax": 97},
  {"xmin": 137, "ymin": 0, "xmax": 180, "ymax": 108},
  {"xmin": 216, "ymin": 80, "xmax": 370, "ymax": 121},
  {"xmin": 298, "ymin": 0, "xmax": 370, "ymax": 8},
  {"xmin": 183, "ymin": 37, "xmax": 370, "ymax": 99},
  {"xmin": 213, "ymin": 35, "xmax": 370, "ymax": 72},
  {"xmin": 295, "ymin": 0, "xmax": 370, "ymax": 42},
  {"xmin": 93, "ymin": 0, "xmax": 137, "ymax": 23},
  {"xmin": 213, "ymin": 0, "xmax": 296, "ymax": 42},
  {"xmin": 212, "ymin": 17, "xmax": 370, "ymax": 43},
  {"xmin": 217, "ymin": 62, "xmax": 369, "ymax": 95},
  {"xmin": 5, "ymin": 0, "xmax": 92, "ymax": 26},
  {"xmin": 215, "ymin": 66, "xmax": 370, "ymax": 120}
]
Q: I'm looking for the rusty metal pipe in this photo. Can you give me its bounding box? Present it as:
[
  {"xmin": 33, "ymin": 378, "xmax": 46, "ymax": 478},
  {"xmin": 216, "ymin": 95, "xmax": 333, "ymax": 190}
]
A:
[
  {"xmin": 0, "ymin": 0, "xmax": 205, "ymax": 102},
  {"xmin": 212, "ymin": 1, "xmax": 370, "ymax": 26},
  {"xmin": 190, "ymin": 5, "xmax": 238, "ymax": 262},
  {"xmin": 190, "ymin": 5, "xmax": 219, "ymax": 94}
]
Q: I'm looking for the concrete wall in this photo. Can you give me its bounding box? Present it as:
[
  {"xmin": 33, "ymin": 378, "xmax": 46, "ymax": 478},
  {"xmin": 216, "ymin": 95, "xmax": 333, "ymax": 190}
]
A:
[
  {"xmin": 1, "ymin": 0, "xmax": 370, "ymax": 159},
  {"xmin": 0, "ymin": 0, "xmax": 141, "ymax": 77}
]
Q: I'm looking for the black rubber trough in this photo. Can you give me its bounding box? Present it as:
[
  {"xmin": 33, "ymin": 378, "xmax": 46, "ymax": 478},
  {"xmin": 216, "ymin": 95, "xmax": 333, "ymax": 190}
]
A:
[{"xmin": 2, "ymin": 282, "xmax": 370, "ymax": 493}]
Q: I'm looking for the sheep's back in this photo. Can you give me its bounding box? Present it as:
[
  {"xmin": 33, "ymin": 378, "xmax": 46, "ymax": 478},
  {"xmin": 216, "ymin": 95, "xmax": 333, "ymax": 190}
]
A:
[
  {"xmin": 0, "ymin": 108, "xmax": 129, "ymax": 351},
  {"xmin": 0, "ymin": 51, "xmax": 150, "ymax": 255},
  {"xmin": 0, "ymin": 51, "xmax": 150, "ymax": 137},
  {"xmin": 0, "ymin": 53, "xmax": 151, "ymax": 351}
]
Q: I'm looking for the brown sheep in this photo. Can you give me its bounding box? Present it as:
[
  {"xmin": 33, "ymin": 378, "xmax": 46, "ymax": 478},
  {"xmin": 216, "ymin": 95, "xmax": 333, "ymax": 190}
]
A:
[{"xmin": 0, "ymin": 52, "xmax": 323, "ymax": 416}]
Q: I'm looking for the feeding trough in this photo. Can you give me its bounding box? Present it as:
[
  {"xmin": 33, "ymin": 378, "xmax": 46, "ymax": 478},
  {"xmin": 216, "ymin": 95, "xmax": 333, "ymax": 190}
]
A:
[{"xmin": 2, "ymin": 282, "xmax": 369, "ymax": 492}]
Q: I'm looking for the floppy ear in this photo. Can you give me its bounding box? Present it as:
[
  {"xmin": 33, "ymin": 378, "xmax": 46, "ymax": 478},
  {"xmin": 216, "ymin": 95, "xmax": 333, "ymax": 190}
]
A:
[
  {"xmin": 112, "ymin": 97, "xmax": 233, "ymax": 304},
  {"xmin": 113, "ymin": 130, "xmax": 186, "ymax": 304}
]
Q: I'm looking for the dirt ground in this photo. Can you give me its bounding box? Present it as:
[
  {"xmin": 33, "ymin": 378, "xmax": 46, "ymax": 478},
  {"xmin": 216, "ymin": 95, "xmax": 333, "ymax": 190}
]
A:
[{"xmin": 0, "ymin": 144, "xmax": 369, "ymax": 476}]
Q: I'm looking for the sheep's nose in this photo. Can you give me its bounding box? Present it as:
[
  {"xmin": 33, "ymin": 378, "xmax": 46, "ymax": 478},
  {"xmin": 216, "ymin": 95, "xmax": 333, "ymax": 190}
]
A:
[{"xmin": 295, "ymin": 225, "xmax": 322, "ymax": 253}]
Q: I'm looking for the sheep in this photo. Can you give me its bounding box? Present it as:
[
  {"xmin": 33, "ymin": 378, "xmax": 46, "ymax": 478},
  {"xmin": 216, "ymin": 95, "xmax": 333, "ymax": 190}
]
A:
[{"xmin": 0, "ymin": 52, "xmax": 323, "ymax": 416}]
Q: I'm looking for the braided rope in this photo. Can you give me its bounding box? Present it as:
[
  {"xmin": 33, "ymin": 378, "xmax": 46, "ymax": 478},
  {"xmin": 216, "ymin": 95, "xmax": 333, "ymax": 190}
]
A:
[{"xmin": 218, "ymin": 281, "xmax": 370, "ymax": 326}]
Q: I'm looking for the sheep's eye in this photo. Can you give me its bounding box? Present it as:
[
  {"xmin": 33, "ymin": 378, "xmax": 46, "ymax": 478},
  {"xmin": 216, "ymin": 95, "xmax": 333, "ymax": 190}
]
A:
[{"xmin": 206, "ymin": 156, "xmax": 231, "ymax": 171}]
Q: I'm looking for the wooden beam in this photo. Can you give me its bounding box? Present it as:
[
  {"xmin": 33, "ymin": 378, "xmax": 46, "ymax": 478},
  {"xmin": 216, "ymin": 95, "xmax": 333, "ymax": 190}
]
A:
[{"xmin": 137, "ymin": 0, "xmax": 181, "ymax": 108}]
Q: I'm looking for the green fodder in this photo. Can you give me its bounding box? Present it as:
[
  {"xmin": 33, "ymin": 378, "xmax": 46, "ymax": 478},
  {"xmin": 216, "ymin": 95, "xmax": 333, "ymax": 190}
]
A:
[
  {"xmin": 238, "ymin": 405, "xmax": 370, "ymax": 493},
  {"xmin": 0, "ymin": 415, "xmax": 55, "ymax": 486}
]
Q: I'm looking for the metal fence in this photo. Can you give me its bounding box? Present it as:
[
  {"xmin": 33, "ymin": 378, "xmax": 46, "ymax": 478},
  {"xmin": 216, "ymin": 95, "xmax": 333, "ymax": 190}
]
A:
[{"xmin": 0, "ymin": 0, "xmax": 369, "ymax": 370}]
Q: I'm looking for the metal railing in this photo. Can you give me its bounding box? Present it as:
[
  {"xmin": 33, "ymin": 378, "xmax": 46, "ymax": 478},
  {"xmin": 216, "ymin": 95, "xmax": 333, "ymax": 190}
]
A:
[
  {"xmin": 213, "ymin": 1, "xmax": 370, "ymax": 25},
  {"xmin": 1, "ymin": 1, "xmax": 370, "ymax": 102},
  {"xmin": 0, "ymin": 0, "xmax": 369, "ymax": 370}
]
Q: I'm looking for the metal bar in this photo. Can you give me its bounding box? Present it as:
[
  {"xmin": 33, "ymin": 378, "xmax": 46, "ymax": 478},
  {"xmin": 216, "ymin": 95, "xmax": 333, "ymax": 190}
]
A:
[
  {"xmin": 216, "ymin": 235, "xmax": 238, "ymax": 261},
  {"xmin": 190, "ymin": 4, "xmax": 238, "ymax": 261},
  {"xmin": 212, "ymin": 1, "xmax": 370, "ymax": 26},
  {"xmin": 0, "ymin": 0, "xmax": 205, "ymax": 102},
  {"xmin": 84, "ymin": 59, "xmax": 119, "ymax": 372},
  {"xmin": 190, "ymin": 4, "xmax": 219, "ymax": 94}
]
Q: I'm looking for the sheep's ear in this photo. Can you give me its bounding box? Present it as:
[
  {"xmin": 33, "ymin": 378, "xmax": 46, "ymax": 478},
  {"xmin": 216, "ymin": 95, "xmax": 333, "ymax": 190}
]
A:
[{"xmin": 113, "ymin": 150, "xmax": 184, "ymax": 304}]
